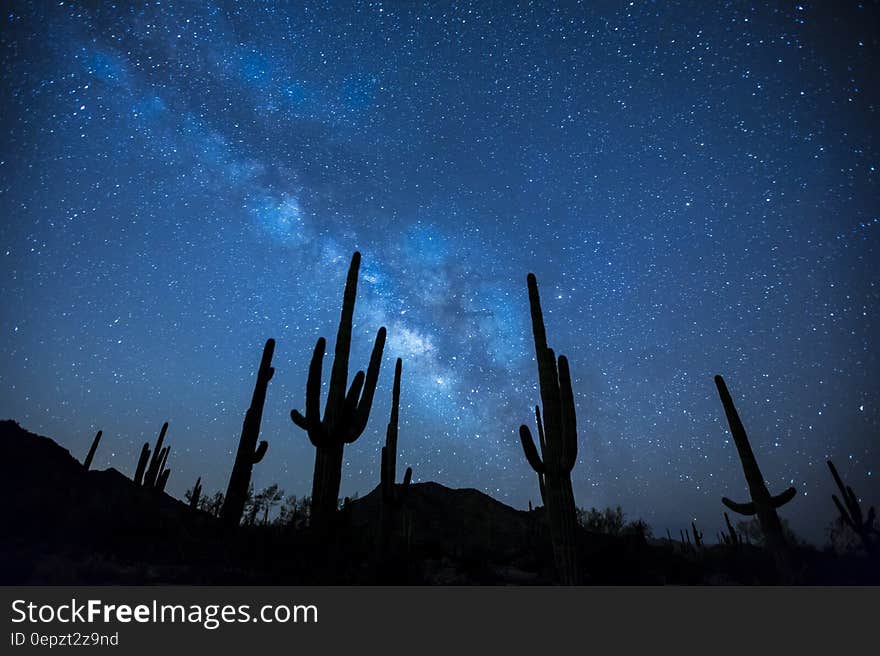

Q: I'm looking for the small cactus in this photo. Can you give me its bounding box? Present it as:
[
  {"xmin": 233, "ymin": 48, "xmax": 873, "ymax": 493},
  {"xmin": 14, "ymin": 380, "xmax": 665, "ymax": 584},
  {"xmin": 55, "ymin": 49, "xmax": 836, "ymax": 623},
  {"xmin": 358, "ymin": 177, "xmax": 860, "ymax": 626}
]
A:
[
  {"xmin": 189, "ymin": 476, "xmax": 203, "ymax": 510},
  {"xmin": 720, "ymin": 511, "xmax": 741, "ymax": 546},
  {"xmin": 827, "ymin": 459, "xmax": 878, "ymax": 556},
  {"xmin": 691, "ymin": 521, "xmax": 704, "ymax": 549},
  {"xmin": 134, "ymin": 423, "xmax": 172, "ymax": 491},
  {"xmin": 83, "ymin": 430, "xmax": 102, "ymax": 470}
]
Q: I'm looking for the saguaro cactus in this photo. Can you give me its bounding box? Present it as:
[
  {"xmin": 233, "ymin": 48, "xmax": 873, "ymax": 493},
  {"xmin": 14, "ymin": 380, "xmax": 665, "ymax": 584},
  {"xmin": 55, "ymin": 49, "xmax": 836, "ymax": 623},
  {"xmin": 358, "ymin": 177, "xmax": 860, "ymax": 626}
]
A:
[
  {"xmin": 714, "ymin": 375, "xmax": 798, "ymax": 581},
  {"xmin": 190, "ymin": 476, "xmax": 203, "ymax": 511},
  {"xmin": 721, "ymin": 511, "xmax": 741, "ymax": 546},
  {"xmin": 381, "ymin": 358, "xmax": 412, "ymax": 505},
  {"xmin": 827, "ymin": 459, "xmax": 878, "ymax": 556},
  {"xmin": 518, "ymin": 273, "xmax": 581, "ymax": 585},
  {"xmin": 134, "ymin": 422, "xmax": 172, "ymax": 490},
  {"xmin": 378, "ymin": 358, "xmax": 412, "ymax": 575},
  {"xmin": 221, "ymin": 339, "xmax": 275, "ymax": 528},
  {"xmin": 291, "ymin": 252, "xmax": 386, "ymax": 530},
  {"xmin": 144, "ymin": 422, "xmax": 170, "ymax": 488},
  {"xmin": 83, "ymin": 430, "xmax": 102, "ymax": 470}
]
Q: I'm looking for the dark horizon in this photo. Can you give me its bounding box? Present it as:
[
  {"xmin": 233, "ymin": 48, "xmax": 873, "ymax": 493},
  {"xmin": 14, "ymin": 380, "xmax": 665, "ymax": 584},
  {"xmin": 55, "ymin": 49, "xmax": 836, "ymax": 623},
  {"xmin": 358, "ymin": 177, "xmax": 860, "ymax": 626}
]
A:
[{"xmin": 1, "ymin": 1, "xmax": 878, "ymax": 547}]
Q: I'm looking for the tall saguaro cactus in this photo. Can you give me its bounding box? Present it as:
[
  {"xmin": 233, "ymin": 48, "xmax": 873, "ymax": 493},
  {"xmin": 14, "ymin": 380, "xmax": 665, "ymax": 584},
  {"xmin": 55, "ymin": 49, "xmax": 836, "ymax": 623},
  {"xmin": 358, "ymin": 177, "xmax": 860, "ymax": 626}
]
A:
[
  {"xmin": 221, "ymin": 338, "xmax": 275, "ymax": 528},
  {"xmin": 291, "ymin": 252, "xmax": 387, "ymax": 530},
  {"xmin": 381, "ymin": 358, "xmax": 412, "ymax": 505},
  {"xmin": 827, "ymin": 459, "xmax": 878, "ymax": 556},
  {"xmin": 518, "ymin": 273, "xmax": 581, "ymax": 585},
  {"xmin": 714, "ymin": 375, "xmax": 798, "ymax": 581},
  {"xmin": 379, "ymin": 358, "xmax": 412, "ymax": 576},
  {"xmin": 83, "ymin": 430, "xmax": 102, "ymax": 470}
]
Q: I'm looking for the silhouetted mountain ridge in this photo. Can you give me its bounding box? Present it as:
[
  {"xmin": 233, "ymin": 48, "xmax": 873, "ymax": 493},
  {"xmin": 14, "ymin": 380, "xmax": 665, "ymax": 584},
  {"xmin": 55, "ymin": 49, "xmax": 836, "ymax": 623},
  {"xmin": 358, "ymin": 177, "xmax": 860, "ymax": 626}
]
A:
[{"xmin": 2, "ymin": 420, "xmax": 877, "ymax": 585}]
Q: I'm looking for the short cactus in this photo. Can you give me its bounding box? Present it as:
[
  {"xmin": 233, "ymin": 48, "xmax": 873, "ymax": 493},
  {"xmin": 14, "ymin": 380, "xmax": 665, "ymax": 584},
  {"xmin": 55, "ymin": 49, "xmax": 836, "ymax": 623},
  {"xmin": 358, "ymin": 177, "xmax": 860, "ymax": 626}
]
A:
[
  {"xmin": 720, "ymin": 511, "xmax": 741, "ymax": 546},
  {"xmin": 827, "ymin": 459, "xmax": 878, "ymax": 557}
]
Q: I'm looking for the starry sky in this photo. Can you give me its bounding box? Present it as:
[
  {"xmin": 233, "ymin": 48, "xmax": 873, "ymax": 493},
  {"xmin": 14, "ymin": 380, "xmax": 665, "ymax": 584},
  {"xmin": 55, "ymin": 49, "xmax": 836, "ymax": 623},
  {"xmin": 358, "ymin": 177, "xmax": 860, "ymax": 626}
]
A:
[{"xmin": 1, "ymin": 1, "xmax": 877, "ymax": 545}]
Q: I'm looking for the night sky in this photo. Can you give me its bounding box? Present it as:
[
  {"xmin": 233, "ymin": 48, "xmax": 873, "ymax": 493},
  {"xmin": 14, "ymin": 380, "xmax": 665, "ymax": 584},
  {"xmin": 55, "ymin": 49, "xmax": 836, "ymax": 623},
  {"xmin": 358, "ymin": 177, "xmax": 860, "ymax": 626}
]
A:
[{"xmin": 1, "ymin": 1, "xmax": 877, "ymax": 544}]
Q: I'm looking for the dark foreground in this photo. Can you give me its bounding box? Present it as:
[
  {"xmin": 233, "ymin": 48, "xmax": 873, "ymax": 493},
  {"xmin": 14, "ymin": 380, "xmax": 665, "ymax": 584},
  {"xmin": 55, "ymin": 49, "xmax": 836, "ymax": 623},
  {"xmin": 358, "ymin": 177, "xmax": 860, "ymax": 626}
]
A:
[{"xmin": 0, "ymin": 420, "xmax": 876, "ymax": 585}]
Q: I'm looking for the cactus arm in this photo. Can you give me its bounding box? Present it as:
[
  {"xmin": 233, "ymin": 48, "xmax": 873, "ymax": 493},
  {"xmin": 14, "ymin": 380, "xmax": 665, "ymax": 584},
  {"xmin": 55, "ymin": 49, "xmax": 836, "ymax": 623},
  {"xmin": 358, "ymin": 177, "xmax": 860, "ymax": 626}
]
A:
[
  {"xmin": 290, "ymin": 409, "xmax": 307, "ymax": 430},
  {"xmin": 157, "ymin": 468, "xmax": 170, "ymax": 492},
  {"xmin": 771, "ymin": 487, "xmax": 797, "ymax": 508},
  {"xmin": 145, "ymin": 422, "xmax": 169, "ymax": 487},
  {"xmin": 350, "ymin": 326, "xmax": 387, "ymax": 440},
  {"xmin": 345, "ymin": 371, "xmax": 366, "ymax": 410},
  {"xmin": 326, "ymin": 252, "xmax": 360, "ymax": 420},
  {"xmin": 253, "ymin": 440, "xmax": 268, "ymax": 464},
  {"xmin": 403, "ymin": 466, "xmax": 412, "ymax": 487},
  {"xmin": 519, "ymin": 425, "xmax": 545, "ymax": 473},
  {"xmin": 843, "ymin": 486, "xmax": 864, "ymax": 523},
  {"xmin": 832, "ymin": 495, "xmax": 856, "ymax": 530},
  {"xmin": 134, "ymin": 442, "xmax": 150, "ymax": 485},
  {"xmin": 722, "ymin": 497, "xmax": 757, "ymax": 516},
  {"xmin": 827, "ymin": 460, "xmax": 846, "ymax": 497},
  {"xmin": 297, "ymin": 337, "xmax": 327, "ymax": 444}
]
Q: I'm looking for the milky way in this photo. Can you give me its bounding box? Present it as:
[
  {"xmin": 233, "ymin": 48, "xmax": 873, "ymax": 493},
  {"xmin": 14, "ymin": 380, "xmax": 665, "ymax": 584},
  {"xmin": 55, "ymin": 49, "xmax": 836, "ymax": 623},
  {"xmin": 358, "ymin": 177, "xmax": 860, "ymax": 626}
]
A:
[{"xmin": 1, "ymin": 1, "xmax": 877, "ymax": 543}]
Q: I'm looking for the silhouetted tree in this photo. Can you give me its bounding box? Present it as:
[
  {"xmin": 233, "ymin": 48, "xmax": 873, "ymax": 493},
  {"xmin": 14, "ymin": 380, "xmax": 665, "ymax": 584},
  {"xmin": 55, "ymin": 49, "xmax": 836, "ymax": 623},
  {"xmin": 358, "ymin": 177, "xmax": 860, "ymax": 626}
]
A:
[
  {"xmin": 578, "ymin": 506, "xmax": 625, "ymax": 535},
  {"xmin": 278, "ymin": 495, "xmax": 310, "ymax": 529},
  {"xmin": 201, "ymin": 491, "xmax": 225, "ymax": 518}
]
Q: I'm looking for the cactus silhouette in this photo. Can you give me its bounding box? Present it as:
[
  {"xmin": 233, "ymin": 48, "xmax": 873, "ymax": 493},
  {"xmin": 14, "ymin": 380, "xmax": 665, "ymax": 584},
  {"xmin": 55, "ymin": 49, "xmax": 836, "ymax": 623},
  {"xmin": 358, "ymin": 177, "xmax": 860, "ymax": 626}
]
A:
[
  {"xmin": 518, "ymin": 272, "xmax": 581, "ymax": 585},
  {"xmin": 133, "ymin": 422, "xmax": 172, "ymax": 490},
  {"xmin": 714, "ymin": 375, "xmax": 798, "ymax": 581},
  {"xmin": 378, "ymin": 358, "xmax": 412, "ymax": 576},
  {"xmin": 133, "ymin": 442, "xmax": 150, "ymax": 485},
  {"xmin": 82, "ymin": 430, "xmax": 102, "ymax": 470},
  {"xmin": 691, "ymin": 521, "xmax": 704, "ymax": 549},
  {"xmin": 291, "ymin": 252, "xmax": 387, "ymax": 530},
  {"xmin": 221, "ymin": 338, "xmax": 275, "ymax": 528},
  {"xmin": 190, "ymin": 476, "xmax": 203, "ymax": 511},
  {"xmin": 827, "ymin": 459, "xmax": 878, "ymax": 556},
  {"xmin": 381, "ymin": 358, "xmax": 412, "ymax": 505},
  {"xmin": 720, "ymin": 511, "xmax": 741, "ymax": 546}
]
